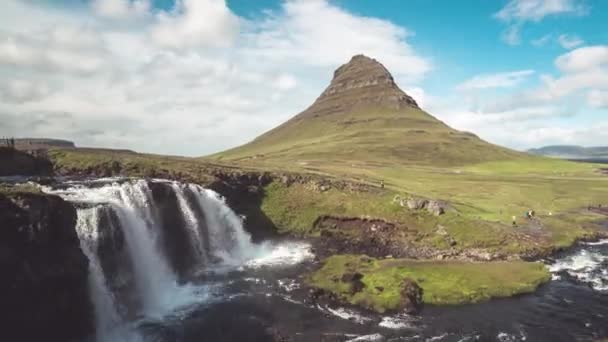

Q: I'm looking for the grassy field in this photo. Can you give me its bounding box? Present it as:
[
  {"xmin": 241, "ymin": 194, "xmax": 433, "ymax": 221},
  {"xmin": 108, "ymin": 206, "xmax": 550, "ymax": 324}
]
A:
[{"xmin": 309, "ymin": 254, "xmax": 551, "ymax": 311}]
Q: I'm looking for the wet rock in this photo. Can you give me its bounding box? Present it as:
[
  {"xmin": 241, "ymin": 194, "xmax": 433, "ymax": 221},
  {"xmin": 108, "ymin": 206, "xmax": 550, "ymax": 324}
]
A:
[
  {"xmin": 399, "ymin": 278, "xmax": 423, "ymax": 314},
  {"xmin": 0, "ymin": 192, "xmax": 94, "ymax": 341}
]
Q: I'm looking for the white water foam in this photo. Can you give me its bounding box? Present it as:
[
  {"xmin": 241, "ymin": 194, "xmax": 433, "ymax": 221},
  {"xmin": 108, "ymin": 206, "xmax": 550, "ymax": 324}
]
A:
[
  {"xmin": 549, "ymin": 249, "xmax": 608, "ymax": 291},
  {"xmin": 582, "ymin": 239, "xmax": 608, "ymax": 246},
  {"xmin": 245, "ymin": 241, "xmax": 314, "ymax": 268},
  {"xmin": 379, "ymin": 315, "xmax": 416, "ymax": 330},
  {"xmin": 345, "ymin": 333, "xmax": 385, "ymax": 341},
  {"xmin": 321, "ymin": 305, "xmax": 373, "ymax": 324}
]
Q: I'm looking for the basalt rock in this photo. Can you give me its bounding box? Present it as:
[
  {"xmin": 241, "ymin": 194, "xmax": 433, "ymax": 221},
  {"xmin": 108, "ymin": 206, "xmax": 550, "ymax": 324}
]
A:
[{"xmin": 0, "ymin": 192, "xmax": 93, "ymax": 342}]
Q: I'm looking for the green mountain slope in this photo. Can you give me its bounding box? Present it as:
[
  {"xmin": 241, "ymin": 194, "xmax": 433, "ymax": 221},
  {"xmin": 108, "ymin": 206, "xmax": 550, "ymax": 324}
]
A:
[{"xmin": 213, "ymin": 55, "xmax": 525, "ymax": 167}]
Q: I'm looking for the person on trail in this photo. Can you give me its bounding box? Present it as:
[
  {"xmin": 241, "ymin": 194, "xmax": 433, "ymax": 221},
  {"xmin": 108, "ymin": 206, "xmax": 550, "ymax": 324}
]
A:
[
  {"xmin": 380, "ymin": 180, "xmax": 385, "ymax": 189},
  {"xmin": 512, "ymin": 216, "xmax": 517, "ymax": 227}
]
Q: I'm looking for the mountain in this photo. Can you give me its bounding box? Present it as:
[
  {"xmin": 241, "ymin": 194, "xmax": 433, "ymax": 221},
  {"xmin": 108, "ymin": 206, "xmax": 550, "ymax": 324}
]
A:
[
  {"xmin": 528, "ymin": 145, "xmax": 608, "ymax": 159},
  {"xmin": 213, "ymin": 55, "xmax": 524, "ymax": 166}
]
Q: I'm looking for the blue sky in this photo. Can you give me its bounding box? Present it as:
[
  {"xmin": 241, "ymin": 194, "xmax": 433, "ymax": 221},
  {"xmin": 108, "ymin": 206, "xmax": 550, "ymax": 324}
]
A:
[{"xmin": 0, "ymin": 0, "xmax": 606, "ymax": 155}]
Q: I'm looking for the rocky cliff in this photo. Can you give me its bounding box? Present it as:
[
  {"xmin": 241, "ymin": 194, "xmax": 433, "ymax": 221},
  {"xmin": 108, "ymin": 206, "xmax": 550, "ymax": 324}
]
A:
[{"xmin": 0, "ymin": 191, "xmax": 93, "ymax": 342}]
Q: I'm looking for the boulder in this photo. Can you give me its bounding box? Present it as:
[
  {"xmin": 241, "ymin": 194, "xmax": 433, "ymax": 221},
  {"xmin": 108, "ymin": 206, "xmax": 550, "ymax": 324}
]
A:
[
  {"xmin": 399, "ymin": 278, "xmax": 423, "ymax": 313},
  {"xmin": 426, "ymin": 200, "xmax": 448, "ymax": 216},
  {"xmin": 341, "ymin": 272, "xmax": 366, "ymax": 294},
  {"xmin": 406, "ymin": 198, "xmax": 429, "ymax": 210}
]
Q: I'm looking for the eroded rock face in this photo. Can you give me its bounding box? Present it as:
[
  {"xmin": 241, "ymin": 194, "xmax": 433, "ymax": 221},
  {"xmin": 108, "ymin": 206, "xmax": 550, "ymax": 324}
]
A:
[
  {"xmin": 0, "ymin": 192, "xmax": 93, "ymax": 342},
  {"xmin": 314, "ymin": 54, "xmax": 419, "ymax": 113}
]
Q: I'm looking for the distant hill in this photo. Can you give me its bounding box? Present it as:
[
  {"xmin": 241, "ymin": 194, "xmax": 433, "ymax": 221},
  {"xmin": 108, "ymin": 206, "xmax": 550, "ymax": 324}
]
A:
[
  {"xmin": 528, "ymin": 145, "xmax": 608, "ymax": 159},
  {"xmin": 11, "ymin": 138, "xmax": 76, "ymax": 150},
  {"xmin": 212, "ymin": 55, "xmax": 525, "ymax": 167}
]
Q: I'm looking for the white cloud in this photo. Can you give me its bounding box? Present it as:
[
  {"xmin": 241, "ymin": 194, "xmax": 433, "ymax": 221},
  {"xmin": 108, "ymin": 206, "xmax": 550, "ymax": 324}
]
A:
[
  {"xmin": 495, "ymin": 0, "xmax": 588, "ymax": 22},
  {"xmin": 150, "ymin": 0, "xmax": 239, "ymax": 49},
  {"xmin": 92, "ymin": 0, "xmax": 150, "ymax": 19},
  {"xmin": 0, "ymin": 79, "xmax": 51, "ymax": 104},
  {"xmin": 457, "ymin": 70, "xmax": 535, "ymax": 91},
  {"xmin": 557, "ymin": 33, "xmax": 584, "ymax": 49},
  {"xmin": 0, "ymin": 0, "xmax": 431, "ymax": 156},
  {"xmin": 502, "ymin": 23, "xmax": 523, "ymax": 45},
  {"xmin": 495, "ymin": 0, "xmax": 588, "ymax": 46},
  {"xmin": 273, "ymin": 74, "xmax": 298, "ymax": 91},
  {"xmin": 588, "ymin": 89, "xmax": 608, "ymax": 108},
  {"xmin": 531, "ymin": 33, "xmax": 552, "ymax": 47},
  {"xmin": 242, "ymin": 0, "xmax": 431, "ymax": 80},
  {"xmin": 555, "ymin": 45, "xmax": 608, "ymax": 72}
]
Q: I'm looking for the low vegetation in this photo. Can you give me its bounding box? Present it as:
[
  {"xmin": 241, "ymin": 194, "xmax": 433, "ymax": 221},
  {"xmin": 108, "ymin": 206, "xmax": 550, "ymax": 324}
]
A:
[{"xmin": 309, "ymin": 254, "xmax": 551, "ymax": 312}]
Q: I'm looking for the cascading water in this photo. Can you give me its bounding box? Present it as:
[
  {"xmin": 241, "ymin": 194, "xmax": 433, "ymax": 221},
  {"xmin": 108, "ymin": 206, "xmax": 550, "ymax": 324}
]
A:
[
  {"xmin": 40, "ymin": 178, "xmax": 314, "ymax": 342},
  {"xmin": 111, "ymin": 181, "xmax": 181, "ymax": 316},
  {"xmin": 170, "ymin": 182, "xmax": 207, "ymax": 264},
  {"xmin": 75, "ymin": 206, "xmax": 124, "ymax": 342},
  {"xmin": 188, "ymin": 184, "xmax": 259, "ymax": 264}
]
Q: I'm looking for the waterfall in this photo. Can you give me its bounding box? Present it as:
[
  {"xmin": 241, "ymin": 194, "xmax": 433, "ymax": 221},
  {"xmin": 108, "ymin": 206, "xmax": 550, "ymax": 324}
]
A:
[
  {"xmin": 76, "ymin": 206, "xmax": 123, "ymax": 342},
  {"xmin": 170, "ymin": 182, "xmax": 207, "ymax": 264},
  {"xmin": 43, "ymin": 178, "xmax": 275, "ymax": 341},
  {"xmin": 112, "ymin": 180, "xmax": 179, "ymax": 317},
  {"xmin": 188, "ymin": 184, "xmax": 259, "ymax": 264}
]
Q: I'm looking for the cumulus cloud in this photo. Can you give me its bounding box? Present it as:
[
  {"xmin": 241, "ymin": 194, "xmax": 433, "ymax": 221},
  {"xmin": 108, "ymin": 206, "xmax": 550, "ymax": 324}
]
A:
[
  {"xmin": 557, "ymin": 34, "xmax": 585, "ymax": 49},
  {"xmin": 555, "ymin": 45, "xmax": 608, "ymax": 72},
  {"xmin": 0, "ymin": 0, "xmax": 431, "ymax": 156},
  {"xmin": 242, "ymin": 0, "xmax": 431, "ymax": 80},
  {"xmin": 457, "ymin": 70, "xmax": 535, "ymax": 91},
  {"xmin": 150, "ymin": 0, "xmax": 239, "ymax": 49},
  {"xmin": 495, "ymin": 0, "xmax": 588, "ymax": 45},
  {"xmin": 92, "ymin": 0, "xmax": 150, "ymax": 19},
  {"xmin": 0, "ymin": 27, "xmax": 110, "ymax": 76}
]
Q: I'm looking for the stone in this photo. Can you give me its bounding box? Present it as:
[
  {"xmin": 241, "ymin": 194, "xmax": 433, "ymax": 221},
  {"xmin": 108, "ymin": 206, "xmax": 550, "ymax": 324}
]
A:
[
  {"xmin": 341, "ymin": 272, "xmax": 366, "ymax": 294},
  {"xmin": 407, "ymin": 198, "xmax": 429, "ymax": 210},
  {"xmin": 426, "ymin": 200, "xmax": 448, "ymax": 216},
  {"xmin": 399, "ymin": 278, "xmax": 423, "ymax": 314}
]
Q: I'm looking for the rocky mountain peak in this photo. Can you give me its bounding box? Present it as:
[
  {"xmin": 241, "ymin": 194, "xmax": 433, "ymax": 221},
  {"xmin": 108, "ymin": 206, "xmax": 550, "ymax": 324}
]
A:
[{"xmin": 313, "ymin": 54, "xmax": 418, "ymax": 112}]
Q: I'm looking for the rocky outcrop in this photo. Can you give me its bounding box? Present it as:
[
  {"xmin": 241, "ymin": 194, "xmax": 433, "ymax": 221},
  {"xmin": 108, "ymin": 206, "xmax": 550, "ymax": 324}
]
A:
[
  {"xmin": 0, "ymin": 147, "xmax": 53, "ymax": 176},
  {"xmin": 400, "ymin": 196, "xmax": 449, "ymax": 216},
  {"xmin": 0, "ymin": 192, "xmax": 93, "ymax": 342},
  {"xmin": 400, "ymin": 278, "xmax": 423, "ymax": 314},
  {"xmin": 313, "ymin": 54, "xmax": 419, "ymax": 114}
]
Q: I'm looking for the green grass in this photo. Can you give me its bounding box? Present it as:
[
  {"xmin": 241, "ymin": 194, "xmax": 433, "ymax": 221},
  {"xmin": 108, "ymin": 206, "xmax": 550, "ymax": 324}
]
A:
[
  {"xmin": 212, "ymin": 106, "xmax": 525, "ymax": 167},
  {"xmin": 48, "ymin": 148, "xmax": 229, "ymax": 185},
  {"xmin": 0, "ymin": 183, "xmax": 43, "ymax": 195},
  {"xmin": 309, "ymin": 254, "xmax": 551, "ymax": 312}
]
